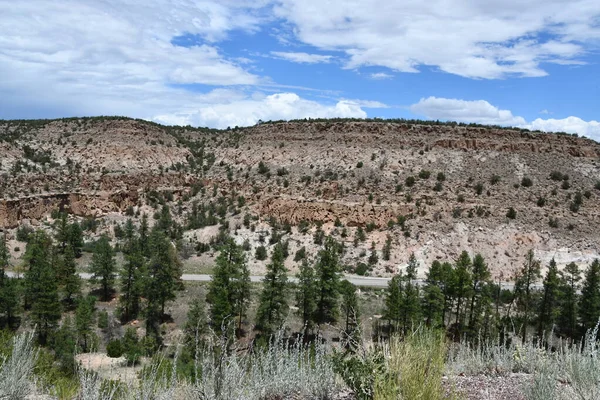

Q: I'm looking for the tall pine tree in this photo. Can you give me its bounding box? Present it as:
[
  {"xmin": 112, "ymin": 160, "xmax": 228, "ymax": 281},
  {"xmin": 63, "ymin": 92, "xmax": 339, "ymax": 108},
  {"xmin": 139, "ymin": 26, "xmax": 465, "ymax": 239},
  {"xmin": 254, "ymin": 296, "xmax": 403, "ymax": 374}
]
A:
[
  {"xmin": 295, "ymin": 259, "xmax": 317, "ymax": 331},
  {"xmin": 514, "ymin": 249, "xmax": 541, "ymax": 344},
  {"xmin": 537, "ymin": 258, "xmax": 561, "ymax": 338},
  {"xmin": 579, "ymin": 259, "xmax": 600, "ymax": 335},
  {"xmin": 89, "ymin": 236, "xmax": 116, "ymax": 301},
  {"xmin": 256, "ymin": 243, "xmax": 289, "ymax": 335},
  {"xmin": 207, "ymin": 237, "xmax": 250, "ymax": 336},
  {"xmin": 558, "ymin": 262, "xmax": 581, "ymax": 339},
  {"xmin": 314, "ymin": 237, "xmax": 341, "ymax": 326},
  {"xmin": 119, "ymin": 229, "xmax": 145, "ymax": 322}
]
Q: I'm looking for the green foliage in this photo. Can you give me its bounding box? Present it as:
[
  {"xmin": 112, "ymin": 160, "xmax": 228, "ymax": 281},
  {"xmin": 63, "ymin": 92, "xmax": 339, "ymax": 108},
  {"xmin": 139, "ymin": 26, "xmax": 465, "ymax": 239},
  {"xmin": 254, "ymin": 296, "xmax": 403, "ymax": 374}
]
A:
[
  {"xmin": 521, "ymin": 177, "xmax": 533, "ymax": 187},
  {"xmin": 506, "ymin": 207, "xmax": 517, "ymax": 219},
  {"xmin": 418, "ymin": 170, "xmax": 431, "ymax": 179},
  {"xmin": 23, "ymin": 231, "xmax": 61, "ymax": 344},
  {"xmin": 106, "ymin": 339, "xmax": 124, "ymax": 358},
  {"xmin": 119, "ymin": 227, "xmax": 145, "ymax": 322},
  {"xmin": 16, "ymin": 224, "xmax": 34, "ymax": 242},
  {"xmin": 514, "ymin": 250, "xmax": 541, "ymax": 343},
  {"xmin": 89, "ymin": 236, "xmax": 116, "ymax": 301},
  {"xmin": 257, "ymin": 161, "xmax": 269, "ymax": 175},
  {"xmin": 256, "ymin": 244, "xmax": 289, "ymax": 335},
  {"xmin": 76, "ymin": 295, "xmax": 96, "ymax": 352},
  {"xmin": 314, "ymin": 237, "xmax": 342, "ymax": 325},
  {"xmin": 296, "ymin": 260, "xmax": 317, "ymax": 330},
  {"xmin": 579, "ymin": 259, "xmax": 600, "ymax": 334},
  {"xmin": 405, "ymin": 176, "xmax": 416, "ymax": 187},
  {"xmin": 537, "ymin": 258, "xmax": 561, "ymax": 338},
  {"xmin": 207, "ymin": 237, "xmax": 251, "ymax": 336},
  {"xmin": 255, "ymin": 245, "xmax": 267, "ymax": 261}
]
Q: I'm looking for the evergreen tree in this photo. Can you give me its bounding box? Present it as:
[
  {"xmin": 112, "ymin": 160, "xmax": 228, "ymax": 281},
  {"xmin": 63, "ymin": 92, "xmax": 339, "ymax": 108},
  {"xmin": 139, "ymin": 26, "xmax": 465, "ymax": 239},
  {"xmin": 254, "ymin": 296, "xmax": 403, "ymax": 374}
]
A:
[
  {"xmin": 206, "ymin": 237, "xmax": 250, "ymax": 336},
  {"xmin": 340, "ymin": 280, "xmax": 361, "ymax": 344},
  {"xmin": 514, "ymin": 249, "xmax": 541, "ymax": 344},
  {"xmin": 537, "ymin": 258, "xmax": 561, "ymax": 338},
  {"xmin": 579, "ymin": 259, "xmax": 600, "ymax": 335},
  {"xmin": 119, "ymin": 234, "xmax": 145, "ymax": 322},
  {"xmin": 55, "ymin": 212, "xmax": 70, "ymax": 253},
  {"xmin": 256, "ymin": 244, "xmax": 289, "ymax": 335},
  {"xmin": 452, "ymin": 251, "xmax": 472, "ymax": 333},
  {"xmin": 68, "ymin": 222, "xmax": 84, "ymax": 258},
  {"xmin": 0, "ymin": 233, "xmax": 20, "ymax": 328},
  {"xmin": 422, "ymin": 261, "xmax": 445, "ymax": 327},
  {"xmin": 295, "ymin": 259, "xmax": 317, "ymax": 331},
  {"xmin": 467, "ymin": 254, "xmax": 491, "ymax": 338},
  {"xmin": 314, "ymin": 237, "xmax": 341, "ymax": 326},
  {"xmin": 76, "ymin": 295, "xmax": 96, "ymax": 352},
  {"xmin": 400, "ymin": 253, "xmax": 421, "ymax": 333},
  {"xmin": 139, "ymin": 213, "xmax": 150, "ymax": 257},
  {"xmin": 384, "ymin": 273, "xmax": 403, "ymax": 331},
  {"xmin": 24, "ymin": 231, "xmax": 61, "ymax": 344},
  {"xmin": 184, "ymin": 297, "xmax": 208, "ymax": 356},
  {"xmin": 52, "ymin": 316, "xmax": 77, "ymax": 374},
  {"xmin": 382, "ymin": 234, "xmax": 392, "ymax": 261},
  {"xmin": 144, "ymin": 229, "xmax": 183, "ymax": 340},
  {"xmin": 89, "ymin": 236, "xmax": 116, "ymax": 301},
  {"xmin": 558, "ymin": 262, "xmax": 581, "ymax": 339},
  {"xmin": 59, "ymin": 244, "xmax": 81, "ymax": 305}
]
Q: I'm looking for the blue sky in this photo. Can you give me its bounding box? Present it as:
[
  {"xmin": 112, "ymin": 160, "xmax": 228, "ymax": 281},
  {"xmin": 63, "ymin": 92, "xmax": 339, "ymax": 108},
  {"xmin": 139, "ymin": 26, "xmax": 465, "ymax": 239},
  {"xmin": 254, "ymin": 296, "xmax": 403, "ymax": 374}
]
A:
[{"xmin": 0, "ymin": 0, "xmax": 598, "ymax": 139}]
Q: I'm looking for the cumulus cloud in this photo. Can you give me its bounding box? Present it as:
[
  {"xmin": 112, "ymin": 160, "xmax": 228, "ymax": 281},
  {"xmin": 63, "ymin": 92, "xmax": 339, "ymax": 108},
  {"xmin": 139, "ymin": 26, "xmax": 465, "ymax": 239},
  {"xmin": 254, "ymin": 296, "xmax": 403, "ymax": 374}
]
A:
[
  {"xmin": 153, "ymin": 92, "xmax": 367, "ymax": 128},
  {"xmin": 271, "ymin": 51, "xmax": 333, "ymax": 64},
  {"xmin": 524, "ymin": 117, "xmax": 600, "ymax": 140},
  {"xmin": 274, "ymin": 0, "xmax": 600, "ymax": 79},
  {"xmin": 410, "ymin": 96, "xmax": 600, "ymax": 142},
  {"xmin": 410, "ymin": 97, "xmax": 526, "ymax": 126}
]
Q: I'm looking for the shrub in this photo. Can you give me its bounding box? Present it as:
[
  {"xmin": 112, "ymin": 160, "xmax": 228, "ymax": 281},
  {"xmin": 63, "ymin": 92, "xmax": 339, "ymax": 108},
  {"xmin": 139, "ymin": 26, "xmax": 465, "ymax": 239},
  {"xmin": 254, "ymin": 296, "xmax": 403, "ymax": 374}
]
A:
[
  {"xmin": 255, "ymin": 245, "xmax": 267, "ymax": 261},
  {"xmin": 418, "ymin": 170, "xmax": 431, "ymax": 179},
  {"xmin": 294, "ymin": 246, "xmax": 306, "ymax": 262},
  {"xmin": 562, "ymin": 180, "xmax": 571, "ymax": 190},
  {"xmin": 550, "ymin": 171, "xmax": 564, "ymax": 181},
  {"xmin": 490, "ymin": 175, "xmax": 501, "ymax": 185},
  {"xmin": 474, "ymin": 182, "xmax": 484, "ymax": 195},
  {"xmin": 106, "ymin": 340, "xmax": 124, "ymax": 358},
  {"xmin": 355, "ymin": 262, "xmax": 369, "ymax": 276},
  {"xmin": 276, "ymin": 167, "xmax": 288, "ymax": 176},
  {"xmin": 595, "ymin": 181, "xmax": 600, "ymax": 190},
  {"xmin": 433, "ymin": 182, "xmax": 443, "ymax": 192},
  {"xmin": 257, "ymin": 161, "xmax": 269, "ymax": 175},
  {"xmin": 405, "ymin": 176, "xmax": 416, "ymax": 187},
  {"xmin": 521, "ymin": 177, "xmax": 533, "ymax": 187},
  {"xmin": 548, "ymin": 217, "xmax": 559, "ymax": 228},
  {"xmin": 537, "ymin": 197, "xmax": 546, "ymax": 207},
  {"xmin": 436, "ymin": 172, "xmax": 446, "ymax": 182},
  {"xmin": 506, "ymin": 207, "xmax": 517, "ymax": 219},
  {"xmin": 16, "ymin": 225, "xmax": 34, "ymax": 242},
  {"xmin": 356, "ymin": 161, "xmax": 363, "ymax": 168}
]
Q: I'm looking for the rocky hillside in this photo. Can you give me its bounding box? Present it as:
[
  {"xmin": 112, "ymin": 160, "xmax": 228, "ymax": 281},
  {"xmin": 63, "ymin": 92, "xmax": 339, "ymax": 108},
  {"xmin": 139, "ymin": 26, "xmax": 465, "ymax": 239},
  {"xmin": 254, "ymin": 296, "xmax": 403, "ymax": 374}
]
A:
[{"xmin": 2, "ymin": 117, "xmax": 600, "ymax": 278}]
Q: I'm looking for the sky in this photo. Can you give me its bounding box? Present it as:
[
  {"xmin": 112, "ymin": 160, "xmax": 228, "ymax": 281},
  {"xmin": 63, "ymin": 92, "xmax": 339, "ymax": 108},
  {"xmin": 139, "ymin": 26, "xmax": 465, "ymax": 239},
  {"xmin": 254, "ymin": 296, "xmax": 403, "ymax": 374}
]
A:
[{"xmin": 0, "ymin": 1, "xmax": 599, "ymax": 140}]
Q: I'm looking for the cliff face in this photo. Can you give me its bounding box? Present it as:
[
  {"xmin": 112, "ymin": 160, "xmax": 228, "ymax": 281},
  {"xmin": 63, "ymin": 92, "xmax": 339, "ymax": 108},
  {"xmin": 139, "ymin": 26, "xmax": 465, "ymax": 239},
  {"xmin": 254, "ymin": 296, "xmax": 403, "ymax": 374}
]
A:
[{"xmin": 1, "ymin": 118, "xmax": 599, "ymax": 276}]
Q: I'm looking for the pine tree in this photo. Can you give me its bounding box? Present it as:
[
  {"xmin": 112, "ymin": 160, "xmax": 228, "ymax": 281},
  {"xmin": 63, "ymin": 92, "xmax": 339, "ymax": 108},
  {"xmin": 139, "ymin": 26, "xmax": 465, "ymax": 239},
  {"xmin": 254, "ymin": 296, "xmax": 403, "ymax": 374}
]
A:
[
  {"xmin": 384, "ymin": 273, "xmax": 403, "ymax": 331},
  {"xmin": 119, "ymin": 234, "xmax": 145, "ymax": 322},
  {"xmin": 139, "ymin": 213, "xmax": 150, "ymax": 257},
  {"xmin": 89, "ymin": 236, "xmax": 116, "ymax": 301},
  {"xmin": 382, "ymin": 234, "xmax": 392, "ymax": 261},
  {"xmin": 55, "ymin": 212, "xmax": 70, "ymax": 253},
  {"xmin": 452, "ymin": 251, "xmax": 472, "ymax": 333},
  {"xmin": 295, "ymin": 259, "xmax": 317, "ymax": 331},
  {"xmin": 558, "ymin": 262, "xmax": 581, "ymax": 339},
  {"xmin": 423, "ymin": 261, "xmax": 445, "ymax": 327},
  {"xmin": 68, "ymin": 222, "xmax": 84, "ymax": 258},
  {"xmin": 184, "ymin": 297, "xmax": 208, "ymax": 356},
  {"xmin": 467, "ymin": 254, "xmax": 491, "ymax": 338},
  {"xmin": 24, "ymin": 231, "xmax": 61, "ymax": 344},
  {"xmin": 400, "ymin": 253, "xmax": 421, "ymax": 333},
  {"xmin": 579, "ymin": 259, "xmax": 600, "ymax": 335},
  {"xmin": 52, "ymin": 316, "xmax": 77, "ymax": 374},
  {"xmin": 514, "ymin": 249, "xmax": 541, "ymax": 344},
  {"xmin": 144, "ymin": 229, "xmax": 183, "ymax": 340},
  {"xmin": 256, "ymin": 244, "xmax": 289, "ymax": 335},
  {"xmin": 0, "ymin": 233, "xmax": 19, "ymax": 328},
  {"xmin": 314, "ymin": 237, "xmax": 341, "ymax": 326},
  {"xmin": 537, "ymin": 258, "xmax": 561, "ymax": 338},
  {"xmin": 76, "ymin": 295, "xmax": 96, "ymax": 352},
  {"xmin": 340, "ymin": 280, "xmax": 361, "ymax": 344},
  {"xmin": 59, "ymin": 244, "xmax": 81, "ymax": 305},
  {"xmin": 207, "ymin": 237, "xmax": 250, "ymax": 336}
]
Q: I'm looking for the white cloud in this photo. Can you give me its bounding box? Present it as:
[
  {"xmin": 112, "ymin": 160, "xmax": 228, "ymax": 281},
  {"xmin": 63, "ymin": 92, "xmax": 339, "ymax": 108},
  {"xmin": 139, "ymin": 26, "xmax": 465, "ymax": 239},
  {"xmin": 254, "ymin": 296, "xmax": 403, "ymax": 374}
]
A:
[
  {"xmin": 153, "ymin": 92, "xmax": 367, "ymax": 128},
  {"xmin": 0, "ymin": 1, "xmax": 265, "ymax": 118},
  {"xmin": 370, "ymin": 72, "xmax": 393, "ymax": 80},
  {"xmin": 410, "ymin": 96, "xmax": 600, "ymax": 141},
  {"xmin": 274, "ymin": 0, "xmax": 600, "ymax": 79},
  {"xmin": 410, "ymin": 97, "xmax": 526, "ymax": 126},
  {"xmin": 524, "ymin": 117, "xmax": 600, "ymax": 140},
  {"xmin": 271, "ymin": 51, "xmax": 333, "ymax": 63}
]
